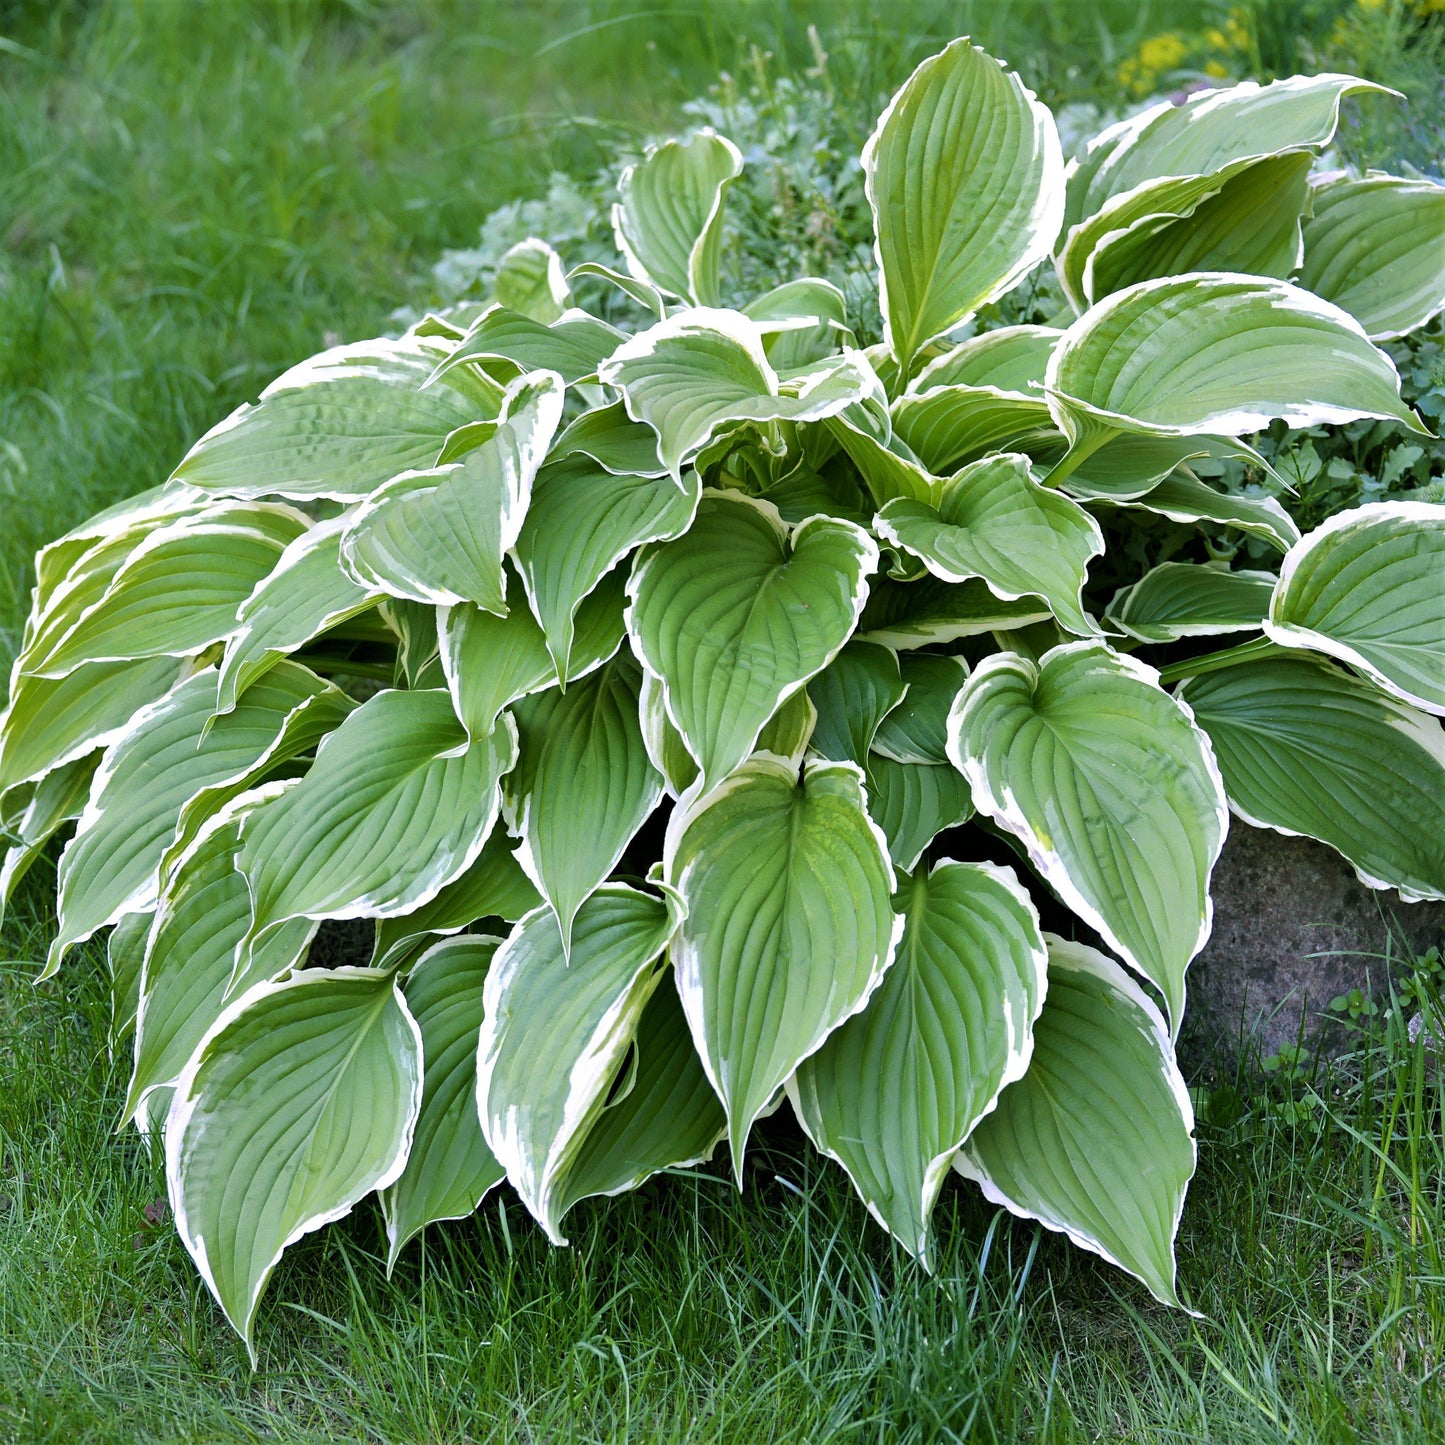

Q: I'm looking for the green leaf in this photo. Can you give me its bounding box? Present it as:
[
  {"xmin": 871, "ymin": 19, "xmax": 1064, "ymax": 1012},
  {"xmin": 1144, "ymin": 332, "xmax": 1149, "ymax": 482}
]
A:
[
  {"xmin": 864, "ymin": 754, "xmax": 975, "ymax": 872},
  {"xmin": 806, "ymin": 642, "xmax": 905, "ymax": 766},
  {"xmin": 857, "ymin": 576, "xmax": 1050, "ymax": 649},
  {"xmin": 865, "ymin": 38, "xmax": 1063, "ymax": 369},
  {"xmin": 1301, "ymin": 175, "xmax": 1445, "ymax": 340},
  {"xmin": 107, "ymin": 908, "xmax": 151, "ymax": 1056},
  {"xmin": 743, "ymin": 277, "xmax": 852, "ymax": 370},
  {"xmin": 166, "ymin": 967, "xmax": 422, "ymax": 1360},
  {"xmin": 955, "ymin": 935, "xmax": 1196, "ymax": 1310},
  {"xmin": 430, "ymin": 306, "xmax": 625, "ymax": 388},
  {"xmin": 382, "ymin": 936, "xmax": 506, "ymax": 1269},
  {"xmin": 1114, "ymin": 471, "xmax": 1301, "ymax": 553},
  {"xmin": 476, "ymin": 884, "xmax": 683, "ymax": 1243},
  {"xmin": 170, "ymin": 336, "xmax": 500, "ymax": 502},
  {"xmin": 891, "ymin": 384, "xmax": 1061, "ymax": 476},
  {"xmin": 876, "ymin": 454, "xmax": 1104, "ymax": 637},
  {"xmin": 1180, "ymin": 656, "xmax": 1445, "ymax": 901},
  {"xmin": 492, "ymin": 238, "xmax": 571, "ymax": 324},
  {"xmin": 340, "ymin": 371, "xmax": 564, "ymax": 614},
  {"xmin": 909, "ymin": 326, "xmax": 1060, "ymax": 394},
  {"xmin": 505, "ymin": 656, "xmax": 663, "ymax": 953},
  {"xmin": 238, "ymin": 689, "xmax": 518, "ymax": 949},
  {"xmin": 1107, "ymin": 563, "xmax": 1277, "ymax": 643},
  {"xmin": 598, "ymin": 310, "xmax": 871, "ymax": 484},
  {"xmin": 664, "ymin": 755, "xmax": 900, "ymax": 1179},
  {"xmin": 567, "ymin": 262, "xmax": 666, "ymax": 322},
  {"xmin": 548, "ymin": 401, "xmax": 667, "ymax": 478},
  {"xmin": 627, "ymin": 493, "xmax": 877, "ymax": 790},
  {"xmin": 1267, "ymin": 502, "xmax": 1445, "ymax": 716},
  {"xmin": 612, "ymin": 129, "xmax": 743, "ymax": 305},
  {"xmin": 514, "ymin": 454, "xmax": 699, "ymax": 677},
  {"xmin": 792, "ymin": 860, "xmax": 1045, "ymax": 1261},
  {"xmin": 872, "ymin": 654, "xmax": 969, "ymax": 765},
  {"xmin": 947, "ymin": 643, "xmax": 1228, "ymax": 1029},
  {"xmin": 436, "ymin": 598, "xmax": 557, "ymax": 742},
  {"xmin": 1055, "ymin": 433, "xmax": 1274, "ymax": 503},
  {"xmin": 1047, "ymin": 275, "xmax": 1427, "ymax": 443},
  {"xmin": 825, "ymin": 391, "xmax": 940, "ymax": 506},
  {"xmin": 0, "ymin": 757, "xmax": 95, "ymax": 922}
]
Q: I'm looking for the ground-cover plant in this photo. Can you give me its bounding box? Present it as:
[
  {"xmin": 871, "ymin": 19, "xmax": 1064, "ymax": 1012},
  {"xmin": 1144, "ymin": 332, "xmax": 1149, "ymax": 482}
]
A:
[{"xmin": 3, "ymin": 36, "xmax": 1444, "ymax": 1362}]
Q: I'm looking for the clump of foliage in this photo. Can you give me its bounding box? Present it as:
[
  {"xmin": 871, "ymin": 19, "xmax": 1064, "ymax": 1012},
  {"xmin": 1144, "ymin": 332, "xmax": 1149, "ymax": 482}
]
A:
[{"xmin": 3, "ymin": 37, "xmax": 1443, "ymax": 1360}]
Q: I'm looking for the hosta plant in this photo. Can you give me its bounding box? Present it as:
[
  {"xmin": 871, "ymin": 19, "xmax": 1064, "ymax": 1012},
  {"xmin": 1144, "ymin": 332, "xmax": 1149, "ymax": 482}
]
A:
[{"xmin": 4, "ymin": 39, "xmax": 1444, "ymax": 1358}]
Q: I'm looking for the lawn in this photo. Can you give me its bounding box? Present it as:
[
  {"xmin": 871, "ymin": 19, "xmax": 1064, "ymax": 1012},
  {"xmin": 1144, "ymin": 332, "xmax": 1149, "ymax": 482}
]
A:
[{"xmin": 1, "ymin": 1, "xmax": 1443, "ymax": 1440}]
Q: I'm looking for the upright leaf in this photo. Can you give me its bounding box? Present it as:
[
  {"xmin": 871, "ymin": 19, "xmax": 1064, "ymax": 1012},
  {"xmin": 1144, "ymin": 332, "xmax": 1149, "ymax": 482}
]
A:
[{"xmin": 492, "ymin": 238, "xmax": 571, "ymax": 323}]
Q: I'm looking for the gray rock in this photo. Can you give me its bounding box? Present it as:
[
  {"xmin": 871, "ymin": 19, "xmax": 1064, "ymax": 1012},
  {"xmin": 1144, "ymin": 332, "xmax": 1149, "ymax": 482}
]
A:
[{"xmin": 1180, "ymin": 823, "xmax": 1445, "ymax": 1073}]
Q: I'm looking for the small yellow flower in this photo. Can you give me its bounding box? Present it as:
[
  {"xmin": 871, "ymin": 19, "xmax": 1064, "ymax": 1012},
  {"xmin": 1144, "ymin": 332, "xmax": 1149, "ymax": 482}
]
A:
[
  {"xmin": 1137, "ymin": 32, "xmax": 1190, "ymax": 71},
  {"xmin": 1204, "ymin": 59, "xmax": 1230, "ymax": 77}
]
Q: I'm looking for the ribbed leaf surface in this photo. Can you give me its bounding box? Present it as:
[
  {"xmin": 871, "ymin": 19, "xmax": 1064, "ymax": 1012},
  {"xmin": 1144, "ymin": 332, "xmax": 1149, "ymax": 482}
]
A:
[
  {"xmin": 857, "ymin": 576, "xmax": 1049, "ymax": 649},
  {"xmin": 1107, "ymin": 563, "xmax": 1276, "ymax": 642},
  {"xmin": 872, "ymin": 654, "xmax": 969, "ymax": 765},
  {"xmin": 864, "ymin": 754, "xmax": 975, "ymax": 871},
  {"xmin": 430, "ymin": 307, "xmax": 623, "ymax": 387},
  {"xmin": 806, "ymin": 642, "xmax": 905, "ymax": 766}
]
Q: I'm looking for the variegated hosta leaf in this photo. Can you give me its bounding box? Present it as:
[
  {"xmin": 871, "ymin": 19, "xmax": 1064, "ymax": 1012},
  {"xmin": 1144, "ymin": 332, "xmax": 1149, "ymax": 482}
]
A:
[
  {"xmin": 825, "ymin": 394, "xmax": 940, "ymax": 507},
  {"xmin": 476, "ymin": 884, "xmax": 684, "ymax": 1244},
  {"xmin": 612, "ymin": 128, "xmax": 743, "ymax": 306},
  {"xmin": 505, "ymin": 656, "xmax": 663, "ymax": 954},
  {"xmin": 492, "ymin": 238, "xmax": 571, "ymax": 324},
  {"xmin": 548, "ymin": 401, "xmax": 668, "ymax": 478},
  {"xmin": 864, "ymin": 753, "xmax": 975, "ymax": 872},
  {"xmin": 0, "ymin": 757, "xmax": 95, "ymax": 923},
  {"xmin": 909, "ymin": 326, "xmax": 1060, "ymax": 395},
  {"xmin": 664, "ymin": 755, "xmax": 901, "ymax": 1179},
  {"xmin": 1112, "ymin": 471, "xmax": 1301, "ymax": 554},
  {"xmin": 124, "ymin": 795, "xmax": 318, "ymax": 1131},
  {"xmin": 627, "ymin": 493, "xmax": 877, "ymax": 791},
  {"xmin": 514, "ymin": 453, "xmax": 699, "ymax": 677},
  {"xmin": 1299, "ymin": 175, "xmax": 1445, "ymax": 340},
  {"xmin": 743, "ymin": 277, "xmax": 851, "ymax": 370},
  {"xmin": 806, "ymin": 641, "xmax": 905, "ymax": 766},
  {"xmin": 382, "ymin": 936, "xmax": 506, "ymax": 1269},
  {"xmin": 340, "ymin": 371, "xmax": 564, "ymax": 614},
  {"xmin": 25, "ymin": 505, "xmax": 308, "ymax": 679},
  {"xmin": 170, "ymin": 335, "xmax": 501, "ymax": 502},
  {"xmin": 1053, "ymin": 432, "xmax": 1272, "ymax": 504},
  {"xmin": 107, "ymin": 908, "xmax": 152, "ymax": 1055},
  {"xmin": 872, "ymin": 654, "xmax": 969, "ymax": 765},
  {"xmin": 891, "ymin": 383, "xmax": 1061, "ymax": 476},
  {"xmin": 371, "ymin": 827, "xmax": 540, "ymax": 971},
  {"xmin": 1107, "ymin": 563, "xmax": 1277, "ymax": 643},
  {"xmin": 46, "ymin": 663, "xmax": 347, "ymax": 978},
  {"xmin": 955, "ymin": 935, "xmax": 1195, "ymax": 1310},
  {"xmin": 864, "ymin": 37, "xmax": 1063, "ymax": 369},
  {"xmin": 216, "ymin": 516, "xmax": 382, "ymax": 714},
  {"xmin": 1046, "ymin": 274, "xmax": 1426, "ymax": 446},
  {"xmin": 875, "ymin": 454, "xmax": 1104, "ymax": 637},
  {"xmin": 597, "ymin": 309, "xmax": 871, "ymax": 483},
  {"xmin": 1266, "ymin": 502, "xmax": 1445, "ymax": 716},
  {"xmin": 792, "ymin": 859, "xmax": 1045, "ymax": 1262},
  {"xmin": 857, "ymin": 576, "xmax": 1050, "ymax": 649},
  {"xmin": 1180, "ymin": 656, "xmax": 1445, "ymax": 901},
  {"xmin": 757, "ymin": 462, "xmax": 873, "ymax": 528},
  {"xmin": 567, "ymin": 262, "xmax": 667, "ymax": 323},
  {"xmin": 166, "ymin": 967, "xmax": 422, "ymax": 1361},
  {"xmin": 237, "ymin": 689, "xmax": 518, "ymax": 950},
  {"xmin": 429, "ymin": 306, "xmax": 624, "ymax": 388},
  {"xmin": 947, "ymin": 643, "xmax": 1227, "ymax": 1030}
]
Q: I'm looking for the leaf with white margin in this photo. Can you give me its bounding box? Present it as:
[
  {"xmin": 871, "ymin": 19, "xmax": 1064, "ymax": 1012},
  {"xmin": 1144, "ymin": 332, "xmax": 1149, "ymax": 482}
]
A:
[
  {"xmin": 627, "ymin": 492, "xmax": 877, "ymax": 791},
  {"xmin": 864, "ymin": 755, "xmax": 975, "ymax": 872},
  {"xmin": 1046, "ymin": 274, "xmax": 1427, "ymax": 445},
  {"xmin": 166, "ymin": 966, "xmax": 422, "ymax": 1361},
  {"xmin": 597, "ymin": 309, "xmax": 871, "ymax": 484},
  {"xmin": 857, "ymin": 576, "xmax": 1050, "ymax": 650},
  {"xmin": 107, "ymin": 909, "xmax": 151, "ymax": 1055},
  {"xmin": 0, "ymin": 757, "xmax": 95, "ymax": 924},
  {"xmin": 237, "ymin": 689, "xmax": 518, "ymax": 952},
  {"xmin": 825, "ymin": 395, "xmax": 940, "ymax": 506},
  {"xmin": 548, "ymin": 401, "xmax": 667, "ymax": 478},
  {"xmin": 947, "ymin": 642, "xmax": 1227, "ymax": 1030},
  {"xmin": 170, "ymin": 334, "xmax": 500, "ymax": 502},
  {"xmin": 1055, "ymin": 433, "xmax": 1275, "ymax": 503},
  {"xmin": 876, "ymin": 454, "xmax": 1104, "ymax": 638},
  {"xmin": 505, "ymin": 655, "xmax": 663, "ymax": 954},
  {"xmin": 340, "ymin": 371, "xmax": 564, "ymax": 614},
  {"xmin": 806, "ymin": 641, "xmax": 905, "ymax": 766},
  {"xmin": 1107, "ymin": 563, "xmax": 1277, "ymax": 643},
  {"xmin": 612, "ymin": 128, "xmax": 743, "ymax": 305},
  {"xmin": 45, "ymin": 663, "xmax": 345, "ymax": 978},
  {"xmin": 27, "ymin": 504, "xmax": 308, "ymax": 679},
  {"xmin": 123, "ymin": 794, "xmax": 317, "ymax": 1130},
  {"xmin": 909, "ymin": 326, "xmax": 1060, "ymax": 395},
  {"xmin": 382, "ymin": 935, "xmax": 506, "ymax": 1270},
  {"xmin": 872, "ymin": 654, "xmax": 969, "ymax": 765},
  {"xmin": 550, "ymin": 975, "xmax": 726, "ymax": 1217},
  {"xmin": 371, "ymin": 828, "xmax": 540, "ymax": 971},
  {"xmin": 791, "ymin": 859, "xmax": 1045, "ymax": 1262},
  {"xmin": 891, "ymin": 385, "xmax": 1062, "ymax": 476},
  {"xmin": 1299, "ymin": 176, "xmax": 1445, "ymax": 340},
  {"xmin": 1115, "ymin": 471, "xmax": 1301, "ymax": 554},
  {"xmin": 476, "ymin": 883, "xmax": 683, "ymax": 1243},
  {"xmin": 492, "ymin": 238, "xmax": 571, "ymax": 324},
  {"xmin": 865, "ymin": 38, "xmax": 1063, "ymax": 371},
  {"xmin": 1266, "ymin": 502, "xmax": 1445, "ymax": 716},
  {"xmin": 428, "ymin": 307, "xmax": 625, "ymax": 388},
  {"xmin": 1179, "ymin": 656, "xmax": 1445, "ymax": 901},
  {"xmin": 567, "ymin": 262, "xmax": 666, "ymax": 322},
  {"xmin": 514, "ymin": 453, "xmax": 699, "ymax": 677},
  {"xmin": 664, "ymin": 754, "xmax": 901, "ymax": 1180},
  {"xmin": 954, "ymin": 934, "xmax": 1196, "ymax": 1310},
  {"xmin": 743, "ymin": 277, "xmax": 851, "ymax": 370},
  {"xmin": 216, "ymin": 516, "xmax": 382, "ymax": 714}
]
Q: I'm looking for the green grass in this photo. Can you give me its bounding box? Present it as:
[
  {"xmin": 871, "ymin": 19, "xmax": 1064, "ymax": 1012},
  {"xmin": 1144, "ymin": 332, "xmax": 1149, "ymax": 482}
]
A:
[{"xmin": 2, "ymin": 1, "xmax": 1444, "ymax": 1439}]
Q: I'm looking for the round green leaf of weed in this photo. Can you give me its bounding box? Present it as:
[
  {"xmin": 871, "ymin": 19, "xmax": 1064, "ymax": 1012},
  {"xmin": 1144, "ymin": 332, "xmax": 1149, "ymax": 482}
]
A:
[
  {"xmin": 792, "ymin": 859, "xmax": 1045, "ymax": 1261},
  {"xmin": 382, "ymin": 936, "xmax": 505, "ymax": 1269},
  {"xmin": 864, "ymin": 38, "xmax": 1063, "ymax": 368},
  {"xmin": 627, "ymin": 493, "xmax": 877, "ymax": 791},
  {"xmin": 166, "ymin": 967, "xmax": 422, "ymax": 1361},
  {"xmin": 1179, "ymin": 656, "xmax": 1445, "ymax": 901},
  {"xmin": 1107, "ymin": 562, "xmax": 1277, "ymax": 642},
  {"xmin": 955, "ymin": 935, "xmax": 1196, "ymax": 1310},
  {"xmin": 664, "ymin": 755, "xmax": 901, "ymax": 1179},
  {"xmin": 947, "ymin": 643, "xmax": 1227, "ymax": 1031},
  {"xmin": 1266, "ymin": 502, "xmax": 1445, "ymax": 716}
]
